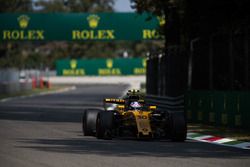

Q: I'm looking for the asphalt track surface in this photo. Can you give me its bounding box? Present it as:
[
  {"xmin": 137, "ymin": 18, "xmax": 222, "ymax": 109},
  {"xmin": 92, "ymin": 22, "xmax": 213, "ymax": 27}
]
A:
[{"xmin": 0, "ymin": 84, "xmax": 249, "ymax": 167}]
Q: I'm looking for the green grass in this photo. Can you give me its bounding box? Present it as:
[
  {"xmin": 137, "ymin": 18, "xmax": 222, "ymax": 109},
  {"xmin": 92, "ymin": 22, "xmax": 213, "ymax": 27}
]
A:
[
  {"xmin": 188, "ymin": 123, "xmax": 250, "ymax": 141},
  {"xmin": 0, "ymin": 86, "xmax": 66, "ymax": 100}
]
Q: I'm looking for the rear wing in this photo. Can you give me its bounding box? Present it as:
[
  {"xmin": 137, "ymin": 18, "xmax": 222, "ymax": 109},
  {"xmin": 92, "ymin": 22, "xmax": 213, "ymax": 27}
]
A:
[
  {"xmin": 103, "ymin": 98, "xmax": 150, "ymax": 110},
  {"xmin": 103, "ymin": 98, "xmax": 125, "ymax": 111},
  {"xmin": 104, "ymin": 98, "xmax": 125, "ymax": 104}
]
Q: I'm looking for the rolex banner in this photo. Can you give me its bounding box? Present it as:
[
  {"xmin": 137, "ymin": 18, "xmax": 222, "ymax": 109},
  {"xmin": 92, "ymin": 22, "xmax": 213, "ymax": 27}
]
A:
[
  {"xmin": 0, "ymin": 13, "xmax": 164, "ymax": 41},
  {"xmin": 56, "ymin": 58, "xmax": 146, "ymax": 76}
]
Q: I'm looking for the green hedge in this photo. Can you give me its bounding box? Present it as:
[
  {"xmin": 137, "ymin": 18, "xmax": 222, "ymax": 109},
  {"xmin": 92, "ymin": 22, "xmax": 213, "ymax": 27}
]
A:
[{"xmin": 185, "ymin": 91, "xmax": 250, "ymax": 129}]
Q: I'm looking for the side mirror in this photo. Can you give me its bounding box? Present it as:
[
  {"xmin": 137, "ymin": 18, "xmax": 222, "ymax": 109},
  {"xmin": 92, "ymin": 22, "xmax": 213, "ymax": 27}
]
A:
[
  {"xmin": 117, "ymin": 105, "xmax": 125, "ymax": 110},
  {"xmin": 118, "ymin": 105, "xmax": 125, "ymax": 109},
  {"xmin": 149, "ymin": 106, "xmax": 157, "ymax": 110}
]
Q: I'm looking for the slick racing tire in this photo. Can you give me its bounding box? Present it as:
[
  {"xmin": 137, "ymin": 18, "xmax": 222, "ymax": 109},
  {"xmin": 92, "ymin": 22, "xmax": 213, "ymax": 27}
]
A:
[
  {"xmin": 96, "ymin": 111, "xmax": 113, "ymax": 140},
  {"xmin": 82, "ymin": 109, "xmax": 100, "ymax": 136},
  {"xmin": 168, "ymin": 111, "xmax": 187, "ymax": 142}
]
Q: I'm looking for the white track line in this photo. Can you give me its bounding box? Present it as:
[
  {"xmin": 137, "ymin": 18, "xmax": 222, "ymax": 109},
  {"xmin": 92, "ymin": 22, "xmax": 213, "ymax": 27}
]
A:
[{"xmin": 0, "ymin": 86, "xmax": 76, "ymax": 103}]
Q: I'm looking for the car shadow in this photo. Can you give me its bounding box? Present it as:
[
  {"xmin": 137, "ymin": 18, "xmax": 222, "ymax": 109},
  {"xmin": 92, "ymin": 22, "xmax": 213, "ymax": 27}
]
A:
[{"xmin": 16, "ymin": 137, "xmax": 250, "ymax": 158}]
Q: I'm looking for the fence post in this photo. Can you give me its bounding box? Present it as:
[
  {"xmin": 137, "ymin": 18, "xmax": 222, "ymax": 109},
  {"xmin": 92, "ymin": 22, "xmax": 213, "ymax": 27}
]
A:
[
  {"xmin": 146, "ymin": 53, "xmax": 159, "ymax": 95},
  {"xmin": 245, "ymin": 27, "xmax": 249, "ymax": 90}
]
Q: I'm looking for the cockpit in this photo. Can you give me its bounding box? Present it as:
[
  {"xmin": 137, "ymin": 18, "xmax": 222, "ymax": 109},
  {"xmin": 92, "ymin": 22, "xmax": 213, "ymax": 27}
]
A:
[{"xmin": 129, "ymin": 101, "xmax": 143, "ymax": 110}]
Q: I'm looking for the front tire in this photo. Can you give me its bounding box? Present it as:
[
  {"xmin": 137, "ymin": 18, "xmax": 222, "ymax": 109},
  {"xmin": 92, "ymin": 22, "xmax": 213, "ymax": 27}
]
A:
[
  {"xmin": 167, "ymin": 111, "xmax": 187, "ymax": 142},
  {"xmin": 82, "ymin": 109, "xmax": 100, "ymax": 136}
]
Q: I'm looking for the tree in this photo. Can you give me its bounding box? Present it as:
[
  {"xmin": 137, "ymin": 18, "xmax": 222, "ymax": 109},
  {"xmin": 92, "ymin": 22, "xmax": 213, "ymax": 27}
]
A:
[
  {"xmin": 35, "ymin": 0, "xmax": 114, "ymax": 12},
  {"xmin": 132, "ymin": 0, "xmax": 184, "ymax": 38},
  {"xmin": 133, "ymin": 0, "xmax": 250, "ymax": 93},
  {"xmin": 186, "ymin": 0, "xmax": 250, "ymax": 90},
  {"xmin": 133, "ymin": 0, "xmax": 187, "ymax": 96},
  {"xmin": 0, "ymin": 0, "xmax": 32, "ymax": 12}
]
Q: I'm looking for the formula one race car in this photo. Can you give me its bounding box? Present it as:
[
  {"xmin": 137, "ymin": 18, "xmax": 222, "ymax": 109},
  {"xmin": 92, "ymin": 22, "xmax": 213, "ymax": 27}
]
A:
[{"xmin": 82, "ymin": 89, "xmax": 187, "ymax": 141}]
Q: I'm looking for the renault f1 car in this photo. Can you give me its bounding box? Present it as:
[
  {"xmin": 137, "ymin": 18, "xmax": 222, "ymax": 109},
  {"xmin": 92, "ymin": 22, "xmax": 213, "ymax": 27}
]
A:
[{"xmin": 82, "ymin": 90, "xmax": 187, "ymax": 141}]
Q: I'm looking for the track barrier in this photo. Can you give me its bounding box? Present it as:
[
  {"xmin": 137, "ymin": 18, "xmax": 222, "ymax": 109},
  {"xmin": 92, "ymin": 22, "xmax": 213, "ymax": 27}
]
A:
[
  {"xmin": 145, "ymin": 91, "xmax": 250, "ymax": 130},
  {"xmin": 185, "ymin": 91, "xmax": 250, "ymax": 130}
]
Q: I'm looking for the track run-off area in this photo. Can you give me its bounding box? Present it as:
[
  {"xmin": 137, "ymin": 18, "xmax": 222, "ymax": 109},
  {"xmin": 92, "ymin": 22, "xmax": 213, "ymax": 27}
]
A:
[{"xmin": 0, "ymin": 84, "xmax": 249, "ymax": 167}]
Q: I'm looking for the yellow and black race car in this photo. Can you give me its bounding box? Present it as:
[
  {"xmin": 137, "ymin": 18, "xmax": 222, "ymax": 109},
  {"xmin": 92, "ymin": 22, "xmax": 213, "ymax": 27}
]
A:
[{"xmin": 82, "ymin": 90, "xmax": 187, "ymax": 141}]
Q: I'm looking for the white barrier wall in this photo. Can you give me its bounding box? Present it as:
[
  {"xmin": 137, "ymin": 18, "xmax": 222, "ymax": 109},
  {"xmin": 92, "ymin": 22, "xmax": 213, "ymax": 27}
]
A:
[
  {"xmin": 0, "ymin": 69, "xmax": 32, "ymax": 94},
  {"xmin": 49, "ymin": 76, "xmax": 146, "ymax": 90},
  {"xmin": 0, "ymin": 68, "xmax": 19, "ymax": 82}
]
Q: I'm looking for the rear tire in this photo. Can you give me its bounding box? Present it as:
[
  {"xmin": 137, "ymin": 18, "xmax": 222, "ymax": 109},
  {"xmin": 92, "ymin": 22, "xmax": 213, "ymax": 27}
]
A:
[
  {"xmin": 82, "ymin": 109, "xmax": 100, "ymax": 136},
  {"xmin": 167, "ymin": 111, "xmax": 187, "ymax": 142},
  {"xmin": 96, "ymin": 112, "xmax": 113, "ymax": 140}
]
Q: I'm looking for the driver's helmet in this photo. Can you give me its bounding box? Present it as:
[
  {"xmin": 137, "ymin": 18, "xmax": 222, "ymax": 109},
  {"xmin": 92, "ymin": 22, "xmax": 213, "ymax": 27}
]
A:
[{"xmin": 130, "ymin": 101, "xmax": 142, "ymax": 110}]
